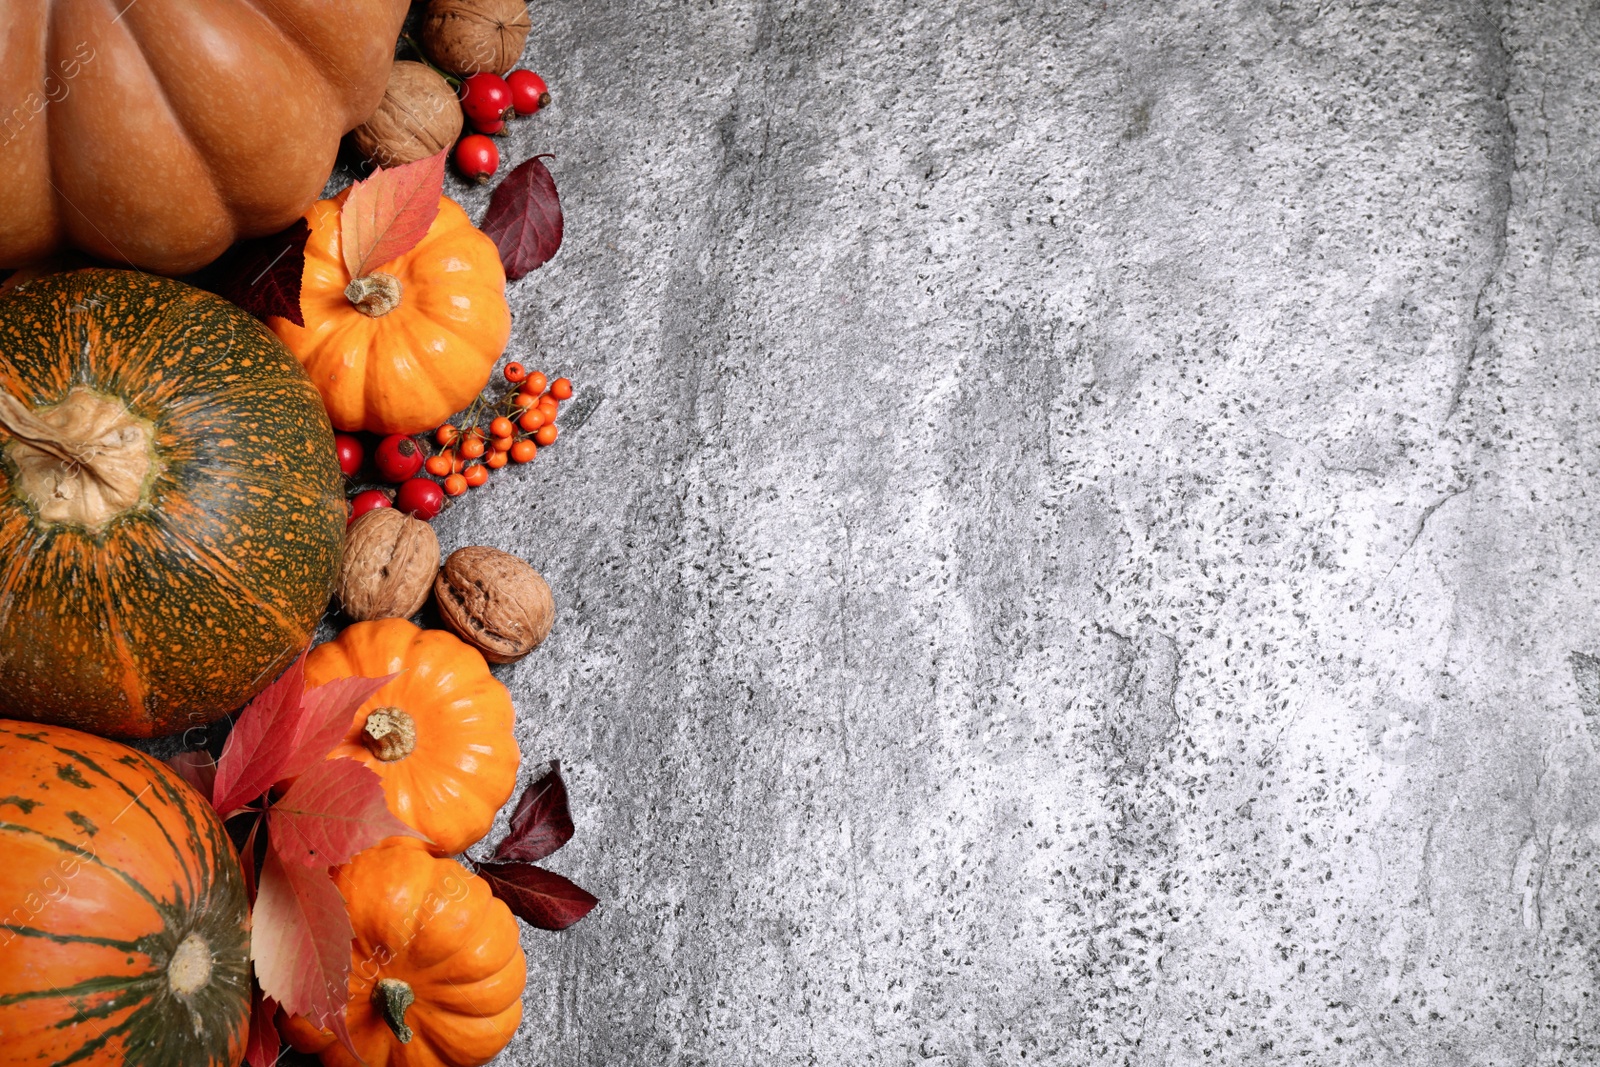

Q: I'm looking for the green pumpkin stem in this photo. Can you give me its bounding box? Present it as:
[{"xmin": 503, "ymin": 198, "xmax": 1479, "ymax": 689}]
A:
[{"xmin": 374, "ymin": 978, "xmax": 415, "ymax": 1043}]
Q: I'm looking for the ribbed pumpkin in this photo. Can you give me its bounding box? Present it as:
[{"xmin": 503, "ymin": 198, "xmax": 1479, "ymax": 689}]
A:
[
  {"xmin": 0, "ymin": 270, "xmax": 344, "ymax": 737},
  {"xmin": 280, "ymin": 843, "xmax": 525, "ymax": 1067},
  {"xmin": 0, "ymin": 720, "xmax": 251, "ymax": 1067},
  {"xmin": 269, "ymin": 195, "xmax": 511, "ymax": 435},
  {"xmin": 303, "ymin": 619, "xmax": 519, "ymax": 856}
]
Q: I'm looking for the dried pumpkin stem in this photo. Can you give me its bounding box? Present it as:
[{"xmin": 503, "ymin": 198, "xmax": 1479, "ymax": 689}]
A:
[
  {"xmin": 0, "ymin": 388, "xmax": 155, "ymax": 528},
  {"xmin": 362, "ymin": 707, "xmax": 418, "ymax": 761},
  {"xmin": 345, "ymin": 271, "xmax": 404, "ymax": 317},
  {"xmin": 374, "ymin": 978, "xmax": 415, "ymax": 1043}
]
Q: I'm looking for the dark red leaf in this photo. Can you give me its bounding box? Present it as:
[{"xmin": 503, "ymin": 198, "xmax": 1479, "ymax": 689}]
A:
[
  {"xmin": 480, "ymin": 154, "xmax": 563, "ymax": 279},
  {"xmin": 492, "ymin": 761, "xmax": 574, "ymax": 863},
  {"xmin": 279, "ymin": 672, "xmax": 397, "ymax": 781},
  {"xmin": 212, "ymin": 649, "xmax": 309, "ymax": 816},
  {"xmin": 476, "ymin": 861, "xmax": 597, "ymax": 930},
  {"xmin": 165, "ymin": 750, "xmax": 217, "ymax": 806},
  {"xmin": 244, "ymin": 986, "xmax": 279, "ymax": 1067},
  {"xmin": 202, "ymin": 218, "xmax": 311, "ymax": 326},
  {"xmin": 252, "ymin": 843, "xmax": 352, "ymax": 1025}
]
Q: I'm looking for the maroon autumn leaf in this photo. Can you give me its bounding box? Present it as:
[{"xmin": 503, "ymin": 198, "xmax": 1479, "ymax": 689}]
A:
[
  {"xmin": 476, "ymin": 861, "xmax": 598, "ymax": 930},
  {"xmin": 165, "ymin": 749, "xmax": 217, "ymax": 806},
  {"xmin": 492, "ymin": 761, "xmax": 575, "ymax": 863},
  {"xmin": 269, "ymin": 756, "xmax": 424, "ymax": 866},
  {"xmin": 243, "ymin": 987, "xmax": 279, "ymax": 1067},
  {"xmin": 252, "ymin": 842, "xmax": 354, "ymax": 1025},
  {"xmin": 480, "ymin": 154, "xmax": 563, "ymax": 279},
  {"xmin": 204, "ymin": 218, "xmax": 311, "ymax": 326}
]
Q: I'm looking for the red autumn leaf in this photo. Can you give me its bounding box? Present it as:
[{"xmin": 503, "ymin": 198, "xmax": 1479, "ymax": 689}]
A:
[
  {"xmin": 202, "ymin": 218, "xmax": 311, "ymax": 326},
  {"xmin": 492, "ymin": 761, "xmax": 574, "ymax": 863},
  {"xmin": 239, "ymin": 815, "xmax": 263, "ymax": 904},
  {"xmin": 269, "ymin": 756, "xmax": 424, "ymax": 867},
  {"xmin": 252, "ymin": 841, "xmax": 353, "ymax": 1025},
  {"xmin": 212, "ymin": 649, "xmax": 309, "ymax": 815},
  {"xmin": 476, "ymin": 861, "xmax": 597, "ymax": 930},
  {"xmin": 165, "ymin": 750, "xmax": 217, "ymax": 806},
  {"xmin": 341, "ymin": 149, "xmax": 447, "ymax": 279},
  {"xmin": 211, "ymin": 656, "xmax": 393, "ymax": 816},
  {"xmin": 480, "ymin": 154, "xmax": 563, "ymax": 279},
  {"xmin": 244, "ymin": 986, "xmax": 279, "ymax": 1067}
]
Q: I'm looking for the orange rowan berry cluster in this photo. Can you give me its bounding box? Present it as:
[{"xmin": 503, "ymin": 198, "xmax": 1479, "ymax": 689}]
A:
[{"xmin": 425, "ymin": 363, "xmax": 574, "ymax": 496}]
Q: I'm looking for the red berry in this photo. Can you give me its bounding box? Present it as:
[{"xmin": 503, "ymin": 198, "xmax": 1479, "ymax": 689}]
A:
[
  {"xmin": 474, "ymin": 117, "xmax": 507, "ymax": 136},
  {"xmin": 443, "ymin": 473, "xmax": 469, "ymax": 497},
  {"xmin": 460, "ymin": 73, "xmax": 513, "ymax": 132},
  {"xmin": 550, "ymin": 377, "xmax": 573, "ymax": 400},
  {"xmin": 395, "ymin": 477, "xmax": 444, "ymax": 520},
  {"xmin": 503, "ymin": 361, "xmax": 527, "ymax": 383},
  {"xmin": 463, "ymin": 463, "xmax": 490, "ymax": 488},
  {"xmin": 348, "ymin": 489, "xmax": 392, "ymax": 523},
  {"xmin": 374, "ymin": 434, "xmax": 424, "ymax": 482},
  {"xmin": 334, "ymin": 433, "xmax": 364, "ymax": 478},
  {"xmin": 453, "ymin": 134, "xmax": 499, "ymax": 184},
  {"xmin": 506, "ymin": 70, "xmax": 550, "ymax": 116}
]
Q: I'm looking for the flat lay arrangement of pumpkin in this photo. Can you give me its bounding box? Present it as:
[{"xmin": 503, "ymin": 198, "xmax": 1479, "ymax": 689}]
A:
[{"xmin": 0, "ymin": 3, "xmax": 593, "ymax": 1065}]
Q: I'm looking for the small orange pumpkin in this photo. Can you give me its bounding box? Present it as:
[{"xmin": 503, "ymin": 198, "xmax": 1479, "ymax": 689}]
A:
[
  {"xmin": 270, "ymin": 194, "xmax": 511, "ymax": 434},
  {"xmin": 279, "ymin": 843, "xmax": 525, "ymax": 1067},
  {"xmin": 303, "ymin": 619, "xmax": 518, "ymax": 855}
]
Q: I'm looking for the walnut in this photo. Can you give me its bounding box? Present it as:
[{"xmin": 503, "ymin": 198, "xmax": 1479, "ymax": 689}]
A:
[
  {"xmin": 350, "ymin": 61, "xmax": 464, "ymax": 167},
  {"xmin": 420, "ymin": 0, "xmax": 532, "ymax": 77},
  {"xmin": 433, "ymin": 546, "xmax": 554, "ymax": 662},
  {"xmin": 338, "ymin": 508, "xmax": 440, "ymax": 621}
]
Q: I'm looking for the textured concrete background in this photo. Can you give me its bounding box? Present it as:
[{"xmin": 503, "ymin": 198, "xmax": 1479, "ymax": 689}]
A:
[{"xmin": 320, "ymin": 0, "xmax": 1600, "ymax": 1062}]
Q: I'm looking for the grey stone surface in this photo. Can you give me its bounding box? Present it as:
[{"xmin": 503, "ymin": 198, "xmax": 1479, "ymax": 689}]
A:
[{"xmin": 362, "ymin": 0, "xmax": 1600, "ymax": 1063}]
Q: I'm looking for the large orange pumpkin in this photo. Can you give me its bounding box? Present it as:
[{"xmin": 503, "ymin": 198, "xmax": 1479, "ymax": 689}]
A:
[
  {"xmin": 303, "ymin": 619, "xmax": 519, "ymax": 856},
  {"xmin": 0, "ymin": 270, "xmax": 344, "ymax": 737},
  {"xmin": 0, "ymin": 720, "xmax": 252, "ymax": 1067},
  {"xmin": 0, "ymin": 0, "xmax": 411, "ymax": 274},
  {"xmin": 270, "ymin": 194, "xmax": 512, "ymax": 434},
  {"xmin": 280, "ymin": 843, "xmax": 526, "ymax": 1067}
]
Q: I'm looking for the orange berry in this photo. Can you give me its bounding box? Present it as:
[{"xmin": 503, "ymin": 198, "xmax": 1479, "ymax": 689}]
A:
[
  {"xmin": 518, "ymin": 408, "xmax": 546, "ymax": 432},
  {"xmin": 524, "ymin": 371, "xmax": 548, "ymax": 394},
  {"xmin": 491, "ymin": 434, "xmax": 514, "ymax": 452},
  {"xmin": 424, "ymin": 453, "xmax": 453, "ymax": 477},
  {"xmin": 550, "ymin": 377, "xmax": 573, "ymax": 400},
  {"xmin": 443, "ymin": 473, "xmax": 468, "ymax": 496},
  {"xmin": 463, "ymin": 463, "xmax": 489, "ymax": 487},
  {"xmin": 459, "ymin": 436, "xmax": 486, "ymax": 459},
  {"xmin": 436, "ymin": 424, "xmax": 459, "ymax": 447},
  {"xmin": 534, "ymin": 424, "xmax": 558, "ymax": 446},
  {"xmin": 503, "ymin": 362, "xmax": 527, "ymax": 383},
  {"xmin": 537, "ymin": 395, "xmax": 559, "ymax": 418},
  {"xmin": 490, "ymin": 416, "xmax": 514, "ymax": 438},
  {"xmin": 451, "ymin": 453, "xmax": 466, "ymax": 474},
  {"xmin": 514, "ymin": 393, "xmax": 538, "ymax": 409},
  {"xmin": 510, "ymin": 439, "xmax": 537, "ymax": 463},
  {"xmin": 486, "ymin": 448, "xmax": 509, "ymax": 469}
]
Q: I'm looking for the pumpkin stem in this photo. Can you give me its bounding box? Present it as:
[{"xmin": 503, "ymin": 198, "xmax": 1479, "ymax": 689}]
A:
[
  {"xmin": 362, "ymin": 707, "xmax": 417, "ymax": 761},
  {"xmin": 0, "ymin": 388, "xmax": 156, "ymax": 530},
  {"xmin": 345, "ymin": 272, "xmax": 404, "ymax": 317},
  {"xmin": 374, "ymin": 978, "xmax": 416, "ymax": 1043},
  {"xmin": 167, "ymin": 933, "xmax": 213, "ymax": 997}
]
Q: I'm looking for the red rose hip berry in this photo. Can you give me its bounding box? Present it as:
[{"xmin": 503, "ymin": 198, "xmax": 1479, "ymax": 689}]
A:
[
  {"xmin": 348, "ymin": 489, "xmax": 392, "ymax": 524},
  {"xmin": 334, "ymin": 433, "xmax": 364, "ymax": 478},
  {"xmin": 395, "ymin": 477, "xmax": 445, "ymax": 520},
  {"xmin": 506, "ymin": 70, "xmax": 550, "ymax": 115},
  {"xmin": 374, "ymin": 434, "xmax": 424, "ymax": 482},
  {"xmin": 459, "ymin": 73, "xmax": 513, "ymax": 132},
  {"xmin": 454, "ymin": 134, "xmax": 499, "ymax": 183}
]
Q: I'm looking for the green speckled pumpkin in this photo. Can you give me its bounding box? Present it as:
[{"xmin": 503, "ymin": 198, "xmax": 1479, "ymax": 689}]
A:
[{"xmin": 0, "ymin": 269, "xmax": 343, "ymax": 737}]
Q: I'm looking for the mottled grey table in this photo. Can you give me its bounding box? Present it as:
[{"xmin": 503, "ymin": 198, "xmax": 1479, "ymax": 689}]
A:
[{"xmin": 292, "ymin": 0, "xmax": 1600, "ymax": 1062}]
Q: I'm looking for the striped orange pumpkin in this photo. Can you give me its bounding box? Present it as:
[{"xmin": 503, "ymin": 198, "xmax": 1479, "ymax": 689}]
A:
[{"xmin": 0, "ymin": 720, "xmax": 251, "ymax": 1067}]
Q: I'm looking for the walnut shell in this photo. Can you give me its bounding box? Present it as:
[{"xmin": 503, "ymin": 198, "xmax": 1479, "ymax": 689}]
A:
[
  {"xmin": 420, "ymin": 0, "xmax": 532, "ymax": 77},
  {"xmin": 434, "ymin": 546, "xmax": 554, "ymax": 663},
  {"xmin": 338, "ymin": 508, "xmax": 441, "ymax": 622},
  {"xmin": 350, "ymin": 61, "xmax": 464, "ymax": 167}
]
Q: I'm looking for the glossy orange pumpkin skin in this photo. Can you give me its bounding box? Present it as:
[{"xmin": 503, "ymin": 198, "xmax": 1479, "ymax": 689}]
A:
[
  {"xmin": 0, "ymin": 270, "xmax": 344, "ymax": 737},
  {"xmin": 280, "ymin": 843, "xmax": 526, "ymax": 1067},
  {"xmin": 0, "ymin": 0, "xmax": 410, "ymax": 274},
  {"xmin": 304, "ymin": 619, "xmax": 518, "ymax": 855},
  {"xmin": 270, "ymin": 195, "xmax": 512, "ymax": 434},
  {"xmin": 0, "ymin": 720, "xmax": 251, "ymax": 1067}
]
